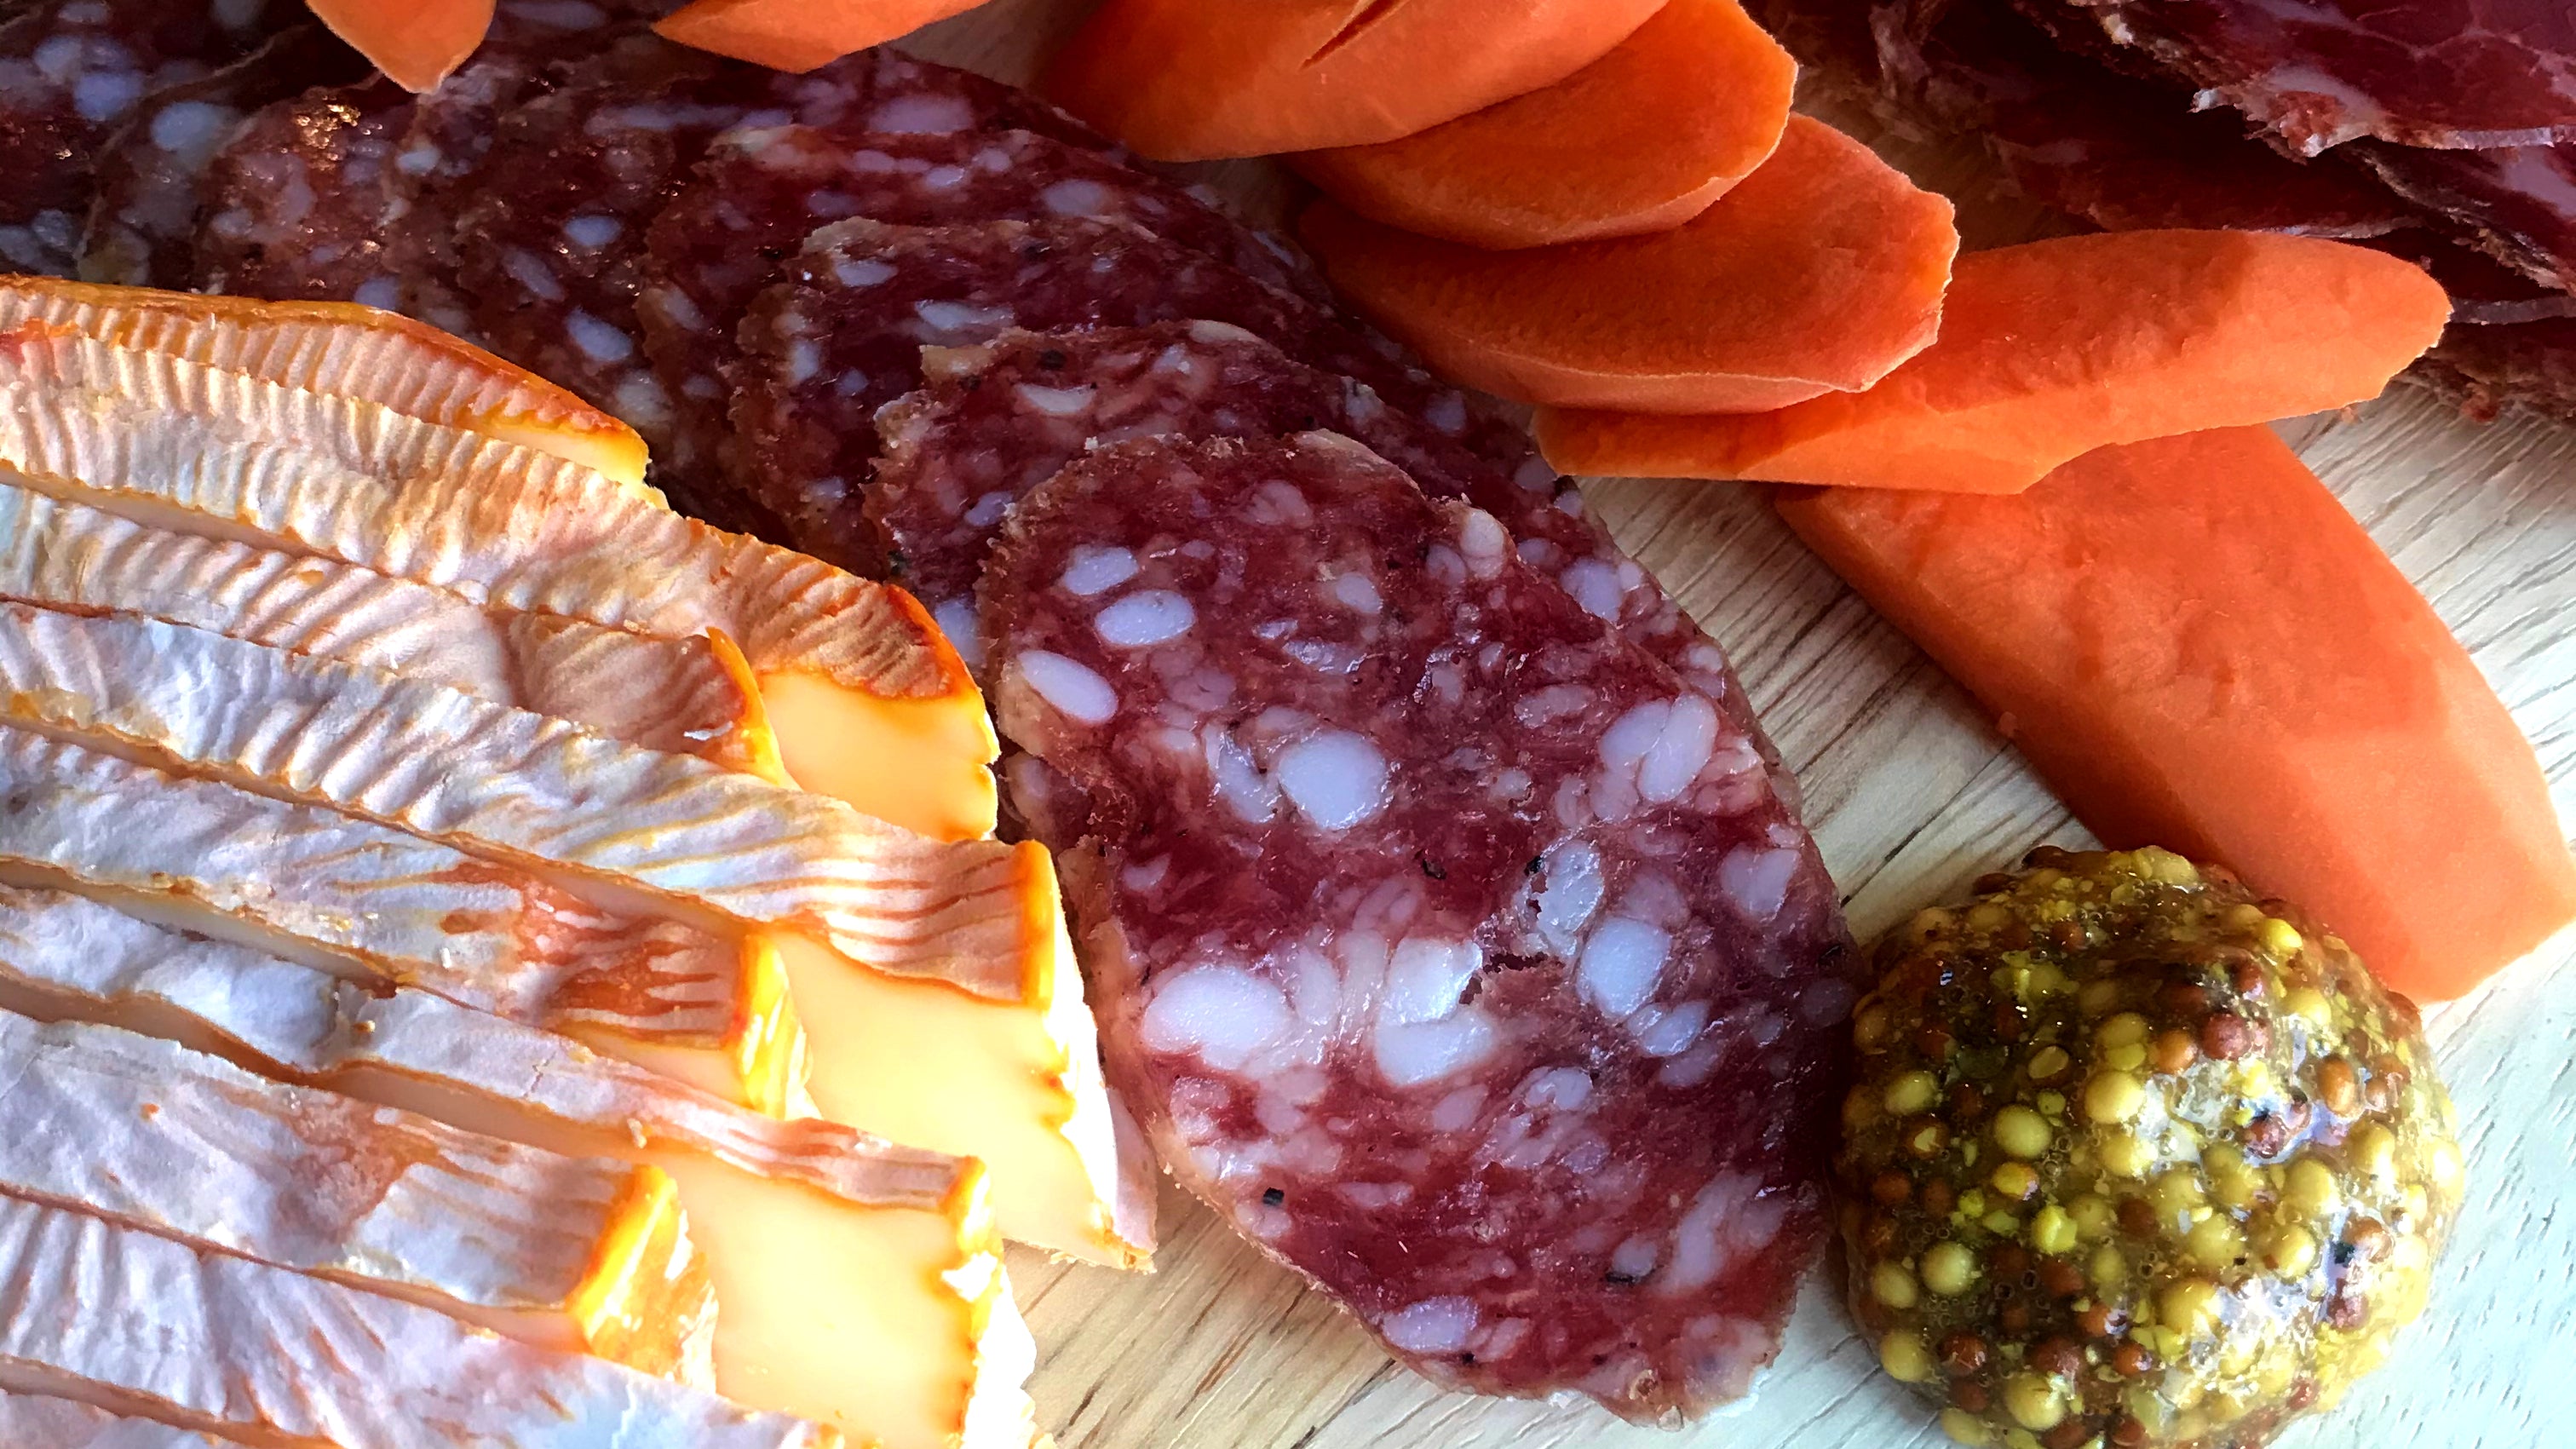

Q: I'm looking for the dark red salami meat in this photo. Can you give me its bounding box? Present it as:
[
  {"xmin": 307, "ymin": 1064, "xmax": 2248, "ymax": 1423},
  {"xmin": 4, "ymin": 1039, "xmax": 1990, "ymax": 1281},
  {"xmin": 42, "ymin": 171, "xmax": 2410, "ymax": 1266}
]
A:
[
  {"xmin": 0, "ymin": 0, "xmax": 284, "ymax": 277},
  {"xmin": 2354, "ymin": 141, "xmax": 2576, "ymax": 293},
  {"xmin": 728, "ymin": 213, "xmax": 1506, "ymax": 574},
  {"xmin": 980, "ymin": 432, "xmax": 1857, "ymax": 1420},
  {"xmin": 189, "ymin": 77, "xmax": 412, "ymax": 308},
  {"xmin": 637, "ymin": 124, "xmax": 1319, "ymax": 492},
  {"xmin": 870, "ymin": 321, "xmax": 1768, "ymax": 748},
  {"xmin": 450, "ymin": 37, "xmax": 1106, "ymax": 457},
  {"xmin": 80, "ymin": 24, "xmax": 365, "ymax": 289},
  {"xmin": 2027, "ymin": 0, "xmax": 2576, "ymax": 152}
]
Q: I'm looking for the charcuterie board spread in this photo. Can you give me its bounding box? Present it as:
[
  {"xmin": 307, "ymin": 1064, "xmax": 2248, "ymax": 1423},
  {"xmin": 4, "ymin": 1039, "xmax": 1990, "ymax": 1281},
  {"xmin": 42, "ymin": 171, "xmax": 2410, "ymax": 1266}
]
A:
[{"xmin": 0, "ymin": 0, "xmax": 2567, "ymax": 1447}]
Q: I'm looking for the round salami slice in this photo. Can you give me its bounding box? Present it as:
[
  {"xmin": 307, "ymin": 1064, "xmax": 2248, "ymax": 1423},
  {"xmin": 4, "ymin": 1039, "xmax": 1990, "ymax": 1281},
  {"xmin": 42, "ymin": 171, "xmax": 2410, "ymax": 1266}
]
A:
[
  {"xmin": 188, "ymin": 77, "xmax": 412, "ymax": 308},
  {"xmin": 80, "ymin": 24, "xmax": 367, "ymax": 289},
  {"xmin": 871, "ymin": 319, "xmax": 1770, "ymax": 742},
  {"xmin": 449, "ymin": 37, "xmax": 1105, "ymax": 460},
  {"xmin": 981, "ymin": 431, "xmax": 1857, "ymax": 1421},
  {"xmin": 636, "ymin": 124, "xmax": 1320, "ymax": 496},
  {"xmin": 0, "ymin": 0, "xmax": 285, "ymax": 277},
  {"xmin": 728, "ymin": 213, "xmax": 1493, "ymax": 573}
]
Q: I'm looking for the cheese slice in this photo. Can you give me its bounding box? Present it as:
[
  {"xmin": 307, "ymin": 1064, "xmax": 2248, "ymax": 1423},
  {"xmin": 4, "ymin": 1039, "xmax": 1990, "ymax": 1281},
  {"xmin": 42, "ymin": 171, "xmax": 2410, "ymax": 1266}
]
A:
[
  {"xmin": 0, "ymin": 1389, "xmax": 251, "ymax": 1446},
  {"xmin": 0, "ymin": 1009, "xmax": 716, "ymax": 1383},
  {"xmin": 0, "ymin": 722, "xmax": 801, "ymax": 1111},
  {"xmin": 0, "ymin": 601, "xmax": 1038, "ymax": 1001},
  {"xmin": 0, "ymin": 279, "xmax": 650, "ymax": 487},
  {"xmin": 0, "ymin": 886, "xmax": 1038, "ymax": 1449},
  {"xmin": 0, "ymin": 480, "xmax": 783, "ymax": 779},
  {"xmin": 0, "ymin": 1192, "xmax": 842, "ymax": 1449},
  {"xmin": 0, "ymin": 325, "xmax": 994, "ymax": 841}
]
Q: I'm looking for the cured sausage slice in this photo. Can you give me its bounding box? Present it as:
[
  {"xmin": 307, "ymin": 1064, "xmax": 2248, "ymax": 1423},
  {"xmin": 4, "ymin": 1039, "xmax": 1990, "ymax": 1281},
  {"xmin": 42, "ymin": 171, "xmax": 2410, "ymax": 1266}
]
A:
[
  {"xmin": 637, "ymin": 124, "xmax": 1315, "ymax": 503},
  {"xmin": 450, "ymin": 38, "xmax": 1102, "ymax": 462},
  {"xmin": 980, "ymin": 431, "xmax": 1858, "ymax": 1422},
  {"xmin": 729, "ymin": 214, "xmax": 1503, "ymax": 574},
  {"xmin": 0, "ymin": 0, "xmax": 283, "ymax": 278},
  {"xmin": 873, "ymin": 319, "xmax": 1768, "ymax": 750}
]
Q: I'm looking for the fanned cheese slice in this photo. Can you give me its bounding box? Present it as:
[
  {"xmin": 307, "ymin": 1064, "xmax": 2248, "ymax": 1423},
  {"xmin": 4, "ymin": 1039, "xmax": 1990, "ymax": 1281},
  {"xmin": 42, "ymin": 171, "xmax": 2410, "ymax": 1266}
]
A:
[
  {"xmin": 0, "ymin": 480, "xmax": 783, "ymax": 780},
  {"xmin": 0, "ymin": 279, "xmax": 649, "ymax": 487},
  {"xmin": 0, "ymin": 1193, "xmax": 842, "ymax": 1449},
  {"xmin": 0, "ymin": 723, "xmax": 803, "ymax": 1112},
  {"xmin": 0, "ymin": 601, "xmax": 1038, "ymax": 1001},
  {"xmin": 0, "ymin": 1009, "xmax": 716, "ymax": 1383},
  {"xmin": 0, "ymin": 325, "xmax": 994, "ymax": 841},
  {"xmin": 0, "ymin": 886, "xmax": 1039, "ymax": 1449},
  {"xmin": 0, "ymin": 1389, "xmax": 250, "ymax": 1446}
]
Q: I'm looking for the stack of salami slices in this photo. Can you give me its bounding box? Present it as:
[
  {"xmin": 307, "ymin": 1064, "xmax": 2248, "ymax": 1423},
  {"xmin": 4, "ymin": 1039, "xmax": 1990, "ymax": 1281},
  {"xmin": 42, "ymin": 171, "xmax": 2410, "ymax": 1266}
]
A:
[{"xmin": 0, "ymin": 0, "xmax": 1863, "ymax": 1423}]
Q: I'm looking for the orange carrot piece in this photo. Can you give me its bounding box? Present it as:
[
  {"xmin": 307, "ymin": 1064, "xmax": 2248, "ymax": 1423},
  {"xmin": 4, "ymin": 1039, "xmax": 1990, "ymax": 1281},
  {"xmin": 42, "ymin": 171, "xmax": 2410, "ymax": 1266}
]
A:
[
  {"xmin": 653, "ymin": 0, "xmax": 984, "ymax": 72},
  {"xmin": 1297, "ymin": 117, "xmax": 1957, "ymax": 412},
  {"xmin": 1289, "ymin": 0, "xmax": 1796, "ymax": 248},
  {"xmin": 1037, "ymin": 0, "xmax": 1665, "ymax": 161},
  {"xmin": 1538, "ymin": 230, "xmax": 2451, "ymax": 492},
  {"xmin": 1775, "ymin": 427, "xmax": 2576, "ymax": 1001},
  {"xmin": 305, "ymin": 0, "xmax": 494, "ymax": 92}
]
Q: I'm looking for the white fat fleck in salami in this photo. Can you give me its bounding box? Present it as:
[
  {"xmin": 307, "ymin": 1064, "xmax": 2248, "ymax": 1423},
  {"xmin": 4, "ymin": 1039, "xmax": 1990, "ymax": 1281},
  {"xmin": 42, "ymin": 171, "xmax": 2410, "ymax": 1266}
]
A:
[{"xmin": 982, "ymin": 433, "xmax": 1858, "ymax": 1422}]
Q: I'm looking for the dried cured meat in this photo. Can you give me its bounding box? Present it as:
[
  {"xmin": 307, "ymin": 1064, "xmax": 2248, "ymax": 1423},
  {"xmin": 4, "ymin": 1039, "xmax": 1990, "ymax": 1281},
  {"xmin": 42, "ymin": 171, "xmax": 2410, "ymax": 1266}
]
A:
[
  {"xmin": 730, "ymin": 214, "xmax": 1498, "ymax": 575},
  {"xmin": 81, "ymin": 24, "xmax": 366, "ymax": 289},
  {"xmin": 981, "ymin": 432, "xmax": 1857, "ymax": 1422},
  {"xmin": 188, "ymin": 77, "xmax": 411, "ymax": 305},
  {"xmin": 2032, "ymin": 0, "xmax": 2576, "ymax": 153},
  {"xmin": 2354, "ymin": 141, "xmax": 2576, "ymax": 292},
  {"xmin": 638, "ymin": 124, "xmax": 1316, "ymax": 503},
  {"xmin": 450, "ymin": 38, "xmax": 1105, "ymax": 458},
  {"xmin": 0, "ymin": 0, "xmax": 285, "ymax": 277},
  {"xmin": 871, "ymin": 322, "xmax": 1772, "ymax": 744}
]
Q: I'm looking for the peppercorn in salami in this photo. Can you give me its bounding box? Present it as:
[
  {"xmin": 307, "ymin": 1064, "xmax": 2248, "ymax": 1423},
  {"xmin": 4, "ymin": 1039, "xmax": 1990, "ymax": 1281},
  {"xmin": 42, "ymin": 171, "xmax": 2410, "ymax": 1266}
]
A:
[
  {"xmin": 1837, "ymin": 847, "xmax": 2462, "ymax": 1449},
  {"xmin": 981, "ymin": 432, "xmax": 1857, "ymax": 1421}
]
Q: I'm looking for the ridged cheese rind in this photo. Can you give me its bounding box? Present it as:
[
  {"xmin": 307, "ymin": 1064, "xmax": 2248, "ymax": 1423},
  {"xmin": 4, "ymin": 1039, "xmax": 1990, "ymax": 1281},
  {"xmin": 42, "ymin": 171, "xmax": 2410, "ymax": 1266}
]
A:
[
  {"xmin": 0, "ymin": 480, "xmax": 770, "ymax": 773},
  {"xmin": 0, "ymin": 1009, "xmax": 716, "ymax": 1383},
  {"xmin": 0, "ymin": 1389, "xmax": 250, "ymax": 1446},
  {"xmin": 0, "ymin": 602, "xmax": 1038, "ymax": 1000},
  {"xmin": 0, "ymin": 279, "xmax": 650, "ymax": 486},
  {"xmin": 0, "ymin": 1193, "xmax": 842, "ymax": 1449},
  {"xmin": 0, "ymin": 723, "xmax": 739, "ymax": 1043},
  {"xmin": 0, "ymin": 325, "xmax": 995, "ymax": 838}
]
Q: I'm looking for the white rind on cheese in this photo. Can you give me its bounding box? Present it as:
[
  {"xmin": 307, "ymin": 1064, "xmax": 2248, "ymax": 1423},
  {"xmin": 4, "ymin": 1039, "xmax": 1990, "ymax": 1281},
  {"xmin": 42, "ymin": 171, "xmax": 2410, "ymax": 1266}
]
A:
[
  {"xmin": 0, "ymin": 601, "xmax": 1041, "ymax": 1002},
  {"xmin": 0, "ymin": 1389, "xmax": 250, "ymax": 1446},
  {"xmin": 0, "ymin": 279, "xmax": 653, "ymax": 487},
  {"xmin": 0, "ymin": 1009, "xmax": 717, "ymax": 1383},
  {"xmin": 0, "ymin": 1193, "xmax": 842, "ymax": 1449},
  {"xmin": 0, "ymin": 886, "xmax": 1041, "ymax": 1449},
  {"xmin": 0, "ymin": 325, "xmax": 995, "ymax": 839},
  {"xmin": 0, "ymin": 480, "xmax": 777, "ymax": 777}
]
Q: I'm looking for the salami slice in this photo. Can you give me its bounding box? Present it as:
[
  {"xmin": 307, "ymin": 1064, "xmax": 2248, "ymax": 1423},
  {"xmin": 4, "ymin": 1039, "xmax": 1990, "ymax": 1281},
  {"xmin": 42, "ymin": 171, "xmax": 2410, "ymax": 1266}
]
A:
[
  {"xmin": 980, "ymin": 432, "xmax": 1857, "ymax": 1420},
  {"xmin": 729, "ymin": 214, "xmax": 1500, "ymax": 574},
  {"xmin": 188, "ymin": 77, "xmax": 412, "ymax": 308},
  {"xmin": 871, "ymin": 321, "xmax": 1771, "ymax": 740},
  {"xmin": 449, "ymin": 37, "xmax": 1104, "ymax": 461},
  {"xmin": 80, "ymin": 24, "xmax": 366, "ymax": 290},
  {"xmin": 0, "ymin": 0, "xmax": 284, "ymax": 278},
  {"xmin": 637, "ymin": 124, "xmax": 1317, "ymax": 499}
]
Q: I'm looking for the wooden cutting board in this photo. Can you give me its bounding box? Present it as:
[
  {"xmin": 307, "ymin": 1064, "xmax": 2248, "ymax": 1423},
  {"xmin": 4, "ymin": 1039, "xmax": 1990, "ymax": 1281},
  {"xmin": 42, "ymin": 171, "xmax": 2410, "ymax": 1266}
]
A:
[{"xmin": 907, "ymin": 7, "xmax": 2576, "ymax": 1445}]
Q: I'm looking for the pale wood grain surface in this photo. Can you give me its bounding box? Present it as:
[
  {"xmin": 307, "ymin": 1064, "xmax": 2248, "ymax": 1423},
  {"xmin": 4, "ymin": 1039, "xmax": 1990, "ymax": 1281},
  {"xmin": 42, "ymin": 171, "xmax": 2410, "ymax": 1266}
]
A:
[{"xmin": 911, "ymin": 8, "xmax": 2576, "ymax": 1444}]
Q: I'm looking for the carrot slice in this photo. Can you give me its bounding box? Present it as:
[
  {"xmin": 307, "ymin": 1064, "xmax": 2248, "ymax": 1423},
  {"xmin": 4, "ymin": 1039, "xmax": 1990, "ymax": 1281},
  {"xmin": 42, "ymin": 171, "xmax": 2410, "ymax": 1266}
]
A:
[
  {"xmin": 305, "ymin": 0, "xmax": 495, "ymax": 92},
  {"xmin": 1774, "ymin": 427, "xmax": 2576, "ymax": 1001},
  {"xmin": 1038, "ymin": 0, "xmax": 1665, "ymax": 160},
  {"xmin": 1538, "ymin": 231, "xmax": 2451, "ymax": 492},
  {"xmin": 653, "ymin": 0, "xmax": 985, "ymax": 72},
  {"xmin": 1289, "ymin": 0, "xmax": 1796, "ymax": 248},
  {"xmin": 1297, "ymin": 116, "xmax": 1957, "ymax": 411}
]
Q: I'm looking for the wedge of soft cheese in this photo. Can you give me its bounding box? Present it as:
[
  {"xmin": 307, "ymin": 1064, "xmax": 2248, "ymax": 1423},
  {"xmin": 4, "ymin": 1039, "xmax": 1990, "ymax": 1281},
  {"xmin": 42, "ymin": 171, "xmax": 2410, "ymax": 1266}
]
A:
[
  {"xmin": 0, "ymin": 722, "xmax": 800, "ymax": 1112},
  {"xmin": 0, "ymin": 279, "xmax": 650, "ymax": 487},
  {"xmin": 0, "ymin": 480, "xmax": 783, "ymax": 779},
  {"xmin": 0, "ymin": 717, "xmax": 1144, "ymax": 1262},
  {"xmin": 0, "ymin": 1192, "xmax": 842, "ymax": 1449},
  {"xmin": 0, "ymin": 1389, "xmax": 250, "ymax": 1446},
  {"xmin": 0, "ymin": 1009, "xmax": 716, "ymax": 1382},
  {"xmin": 0, "ymin": 601, "xmax": 1039, "ymax": 1000},
  {"xmin": 0, "ymin": 324, "xmax": 993, "ymax": 840},
  {"xmin": 0, "ymin": 886, "xmax": 1038, "ymax": 1449}
]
